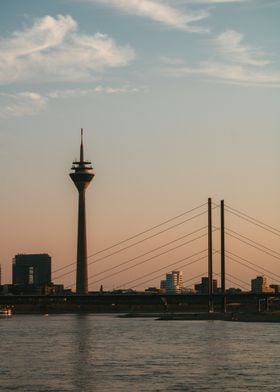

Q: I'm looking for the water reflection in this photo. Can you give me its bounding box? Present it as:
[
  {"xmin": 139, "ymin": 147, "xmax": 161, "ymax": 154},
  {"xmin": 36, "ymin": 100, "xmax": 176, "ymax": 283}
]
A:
[
  {"xmin": 1, "ymin": 315, "xmax": 280, "ymax": 391},
  {"xmin": 71, "ymin": 314, "xmax": 95, "ymax": 391}
]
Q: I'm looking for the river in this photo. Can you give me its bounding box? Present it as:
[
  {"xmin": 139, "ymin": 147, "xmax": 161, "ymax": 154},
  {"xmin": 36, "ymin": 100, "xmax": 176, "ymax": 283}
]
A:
[{"xmin": 1, "ymin": 314, "xmax": 280, "ymax": 391}]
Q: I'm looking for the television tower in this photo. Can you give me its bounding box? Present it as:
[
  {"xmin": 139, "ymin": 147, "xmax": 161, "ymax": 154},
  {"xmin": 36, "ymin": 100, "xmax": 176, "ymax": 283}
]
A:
[{"xmin": 70, "ymin": 129, "xmax": 94, "ymax": 294}]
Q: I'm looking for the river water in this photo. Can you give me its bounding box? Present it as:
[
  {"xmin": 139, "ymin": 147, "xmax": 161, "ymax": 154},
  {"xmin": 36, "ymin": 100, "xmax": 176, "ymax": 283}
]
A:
[{"xmin": 1, "ymin": 314, "xmax": 280, "ymax": 391}]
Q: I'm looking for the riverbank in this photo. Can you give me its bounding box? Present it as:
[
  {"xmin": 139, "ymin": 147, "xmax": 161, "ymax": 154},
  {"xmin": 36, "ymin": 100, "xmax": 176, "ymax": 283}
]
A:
[{"xmin": 120, "ymin": 312, "xmax": 280, "ymax": 322}]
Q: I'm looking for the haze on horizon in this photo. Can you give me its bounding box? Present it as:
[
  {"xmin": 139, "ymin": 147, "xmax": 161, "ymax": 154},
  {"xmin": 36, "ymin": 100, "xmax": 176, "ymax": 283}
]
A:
[{"xmin": 0, "ymin": 0, "xmax": 279, "ymax": 291}]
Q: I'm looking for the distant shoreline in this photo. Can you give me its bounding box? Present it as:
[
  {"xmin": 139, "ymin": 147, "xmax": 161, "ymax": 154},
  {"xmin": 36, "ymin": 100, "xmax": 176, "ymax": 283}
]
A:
[
  {"xmin": 120, "ymin": 312, "xmax": 280, "ymax": 323},
  {"xmin": 3, "ymin": 308, "xmax": 280, "ymax": 322}
]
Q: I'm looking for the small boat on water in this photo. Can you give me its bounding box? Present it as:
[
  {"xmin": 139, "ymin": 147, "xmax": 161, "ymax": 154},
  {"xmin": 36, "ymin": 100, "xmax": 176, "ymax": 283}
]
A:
[{"xmin": 0, "ymin": 307, "xmax": 12, "ymax": 317}]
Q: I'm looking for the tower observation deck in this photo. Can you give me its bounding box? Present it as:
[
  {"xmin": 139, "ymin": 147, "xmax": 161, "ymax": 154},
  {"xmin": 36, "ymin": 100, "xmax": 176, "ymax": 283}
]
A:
[{"xmin": 70, "ymin": 128, "xmax": 94, "ymax": 294}]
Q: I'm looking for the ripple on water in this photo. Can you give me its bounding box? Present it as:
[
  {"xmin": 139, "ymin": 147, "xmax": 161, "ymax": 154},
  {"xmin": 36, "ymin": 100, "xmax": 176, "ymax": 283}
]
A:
[{"xmin": 0, "ymin": 315, "xmax": 280, "ymax": 391}]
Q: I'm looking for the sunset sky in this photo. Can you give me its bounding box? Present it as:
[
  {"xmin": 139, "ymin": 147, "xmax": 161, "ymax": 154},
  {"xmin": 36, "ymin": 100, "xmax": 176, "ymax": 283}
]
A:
[{"xmin": 0, "ymin": 0, "xmax": 279, "ymax": 291}]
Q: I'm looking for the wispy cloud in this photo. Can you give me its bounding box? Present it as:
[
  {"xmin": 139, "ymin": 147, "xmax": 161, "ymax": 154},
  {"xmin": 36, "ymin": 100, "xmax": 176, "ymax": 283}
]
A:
[
  {"xmin": 94, "ymin": 85, "xmax": 143, "ymax": 93},
  {"xmin": 168, "ymin": 62, "xmax": 280, "ymax": 85},
  {"xmin": 0, "ymin": 92, "xmax": 47, "ymax": 118},
  {"xmin": 183, "ymin": 0, "xmax": 247, "ymax": 3},
  {"xmin": 93, "ymin": 0, "xmax": 209, "ymax": 32},
  {"xmin": 48, "ymin": 85, "xmax": 143, "ymax": 98},
  {"xmin": 0, "ymin": 85, "xmax": 143, "ymax": 117},
  {"xmin": 163, "ymin": 29, "xmax": 279, "ymax": 86},
  {"xmin": 160, "ymin": 56, "xmax": 185, "ymax": 66},
  {"xmin": 0, "ymin": 15, "xmax": 135, "ymax": 84},
  {"xmin": 215, "ymin": 30, "xmax": 270, "ymax": 66}
]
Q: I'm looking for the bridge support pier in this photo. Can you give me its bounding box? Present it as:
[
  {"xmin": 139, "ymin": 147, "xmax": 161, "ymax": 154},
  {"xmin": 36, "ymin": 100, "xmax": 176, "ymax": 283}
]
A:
[
  {"xmin": 220, "ymin": 200, "xmax": 226, "ymax": 313},
  {"xmin": 265, "ymin": 297, "xmax": 269, "ymax": 312},
  {"xmin": 257, "ymin": 299, "xmax": 261, "ymax": 313},
  {"xmin": 208, "ymin": 198, "xmax": 214, "ymax": 313}
]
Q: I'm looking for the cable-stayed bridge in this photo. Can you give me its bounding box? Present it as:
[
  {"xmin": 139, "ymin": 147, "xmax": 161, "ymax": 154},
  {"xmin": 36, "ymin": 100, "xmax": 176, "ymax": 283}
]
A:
[
  {"xmin": 2, "ymin": 198, "xmax": 280, "ymax": 314},
  {"xmin": 51, "ymin": 198, "xmax": 280, "ymax": 304}
]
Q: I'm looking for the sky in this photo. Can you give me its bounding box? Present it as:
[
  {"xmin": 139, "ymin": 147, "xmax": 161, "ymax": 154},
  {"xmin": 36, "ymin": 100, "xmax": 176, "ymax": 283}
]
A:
[{"xmin": 0, "ymin": 0, "xmax": 280, "ymax": 291}]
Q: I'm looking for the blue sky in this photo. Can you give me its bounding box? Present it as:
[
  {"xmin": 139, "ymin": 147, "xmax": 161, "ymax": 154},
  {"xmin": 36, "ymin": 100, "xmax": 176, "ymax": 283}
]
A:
[{"xmin": 0, "ymin": 0, "xmax": 280, "ymax": 290}]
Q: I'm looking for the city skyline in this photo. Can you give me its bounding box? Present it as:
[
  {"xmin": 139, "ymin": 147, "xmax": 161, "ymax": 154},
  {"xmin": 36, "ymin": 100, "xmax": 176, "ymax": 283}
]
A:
[{"xmin": 0, "ymin": 0, "xmax": 279, "ymax": 289}]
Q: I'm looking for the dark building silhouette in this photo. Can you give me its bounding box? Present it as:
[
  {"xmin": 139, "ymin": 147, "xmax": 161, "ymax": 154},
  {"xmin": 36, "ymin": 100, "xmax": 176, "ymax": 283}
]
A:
[
  {"xmin": 251, "ymin": 275, "xmax": 274, "ymax": 294},
  {"xmin": 195, "ymin": 277, "xmax": 218, "ymax": 294},
  {"xmin": 12, "ymin": 253, "xmax": 51, "ymax": 286},
  {"xmin": 70, "ymin": 129, "xmax": 94, "ymax": 294},
  {"xmin": 270, "ymin": 284, "xmax": 280, "ymax": 294}
]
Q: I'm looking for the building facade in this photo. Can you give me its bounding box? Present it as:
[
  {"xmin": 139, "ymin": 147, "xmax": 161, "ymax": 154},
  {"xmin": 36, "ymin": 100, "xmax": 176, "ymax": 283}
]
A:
[
  {"xmin": 165, "ymin": 271, "xmax": 183, "ymax": 294},
  {"xmin": 195, "ymin": 277, "xmax": 218, "ymax": 294},
  {"xmin": 251, "ymin": 276, "xmax": 274, "ymax": 294},
  {"xmin": 12, "ymin": 254, "xmax": 51, "ymax": 286}
]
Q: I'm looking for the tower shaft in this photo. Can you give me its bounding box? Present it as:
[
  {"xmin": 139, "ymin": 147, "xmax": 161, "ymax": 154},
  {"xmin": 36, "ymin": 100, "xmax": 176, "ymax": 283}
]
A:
[
  {"xmin": 76, "ymin": 188, "xmax": 88, "ymax": 294},
  {"xmin": 208, "ymin": 197, "xmax": 213, "ymax": 313}
]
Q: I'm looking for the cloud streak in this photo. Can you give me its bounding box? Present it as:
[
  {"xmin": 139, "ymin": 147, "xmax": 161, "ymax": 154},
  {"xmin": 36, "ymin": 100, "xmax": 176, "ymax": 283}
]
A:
[
  {"xmin": 0, "ymin": 92, "xmax": 47, "ymax": 118},
  {"xmin": 215, "ymin": 30, "xmax": 270, "ymax": 66},
  {"xmin": 168, "ymin": 62, "xmax": 280, "ymax": 85},
  {"xmin": 183, "ymin": 0, "xmax": 247, "ymax": 3},
  {"xmin": 93, "ymin": 0, "xmax": 209, "ymax": 32},
  {"xmin": 0, "ymin": 15, "xmax": 135, "ymax": 84},
  {"xmin": 0, "ymin": 85, "xmax": 143, "ymax": 117},
  {"xmin": 48, "ymin": 85, "xmax": 142, "ymax": 98},
  {"xmin": 163, "ymin": 29, "xmax": 279, "ymax": 86}
]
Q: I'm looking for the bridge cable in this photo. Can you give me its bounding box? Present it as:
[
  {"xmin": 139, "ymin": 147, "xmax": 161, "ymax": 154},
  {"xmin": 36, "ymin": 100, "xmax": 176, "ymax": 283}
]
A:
[
  {"xmin": 125, "ymin": 252, "xmax": 209, "ymax": 290},
  {"xmin": 87, "ymin": 231, "xmax": 210, "ymax": 287},
  {"xmin": 54, "ymin": 208, "xmax": 209, "ymax": 280},
  {"xmin": 53, "ymin": 201, "xmax": 207, "ymax": 275},
  {"xmin": 224, "ymin": 205, "xmax": 280, "ymax": 237},
  {"xmin": 183, "ymin": 271, "xmax": 208, "ymax": 289},
  {"xmin": 224, "ymin": 250, "xmax": 280, "ymax": 281},
  {"xmin": 225, "ymin": 228, "xmax": 280, "ymax": 257},
  {"xmin": 87, "ymin": 226, "xmax": 207, "ymax": 281},
  {"xmin": 110, "ymin": 249, "xmax": 208, "ymax": 289},
  {"xmin": 225, "ymin": 253, "xmax": 279, "ymax": 283},
  {"xmin": 224, "ymin": 232, "xmax": 280, "ymax": 262},
  {"xmin": 214, "ymin": 270, "xmax": 250, "ymax": 289}
]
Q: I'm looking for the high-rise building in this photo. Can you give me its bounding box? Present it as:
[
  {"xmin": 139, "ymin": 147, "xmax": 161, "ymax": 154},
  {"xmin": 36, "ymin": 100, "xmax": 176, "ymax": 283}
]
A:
[
  {"xmin": 70, "ymin": 129, "xmax": 94, "ymax": 294},
  {"xmin": 166, "ymin": 271, "xmax": 183, "ymax": 294},
  {"xmin": 12, "ymin": 254, "xmax": 51, "ymax": 286},
  {"xmin": 195, "ymin": 277, "xmax": 218, "ymax": 294},
  {"xmin": 160, "ymin": 280, "xmax": 166, "ymax": 290},
  {"xmin": 251, "ymin": 276, "xmax": 274, "ymax": 294},
  {"xmin": 270, "ymin": 284, "xmax": 280, "ymax": 294}
]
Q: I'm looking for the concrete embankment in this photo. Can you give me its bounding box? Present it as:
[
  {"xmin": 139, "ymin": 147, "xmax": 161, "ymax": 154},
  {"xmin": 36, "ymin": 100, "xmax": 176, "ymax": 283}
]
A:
[{"xmin": 121, "ymin": 312, "xmax": 280, "ymax": 322}]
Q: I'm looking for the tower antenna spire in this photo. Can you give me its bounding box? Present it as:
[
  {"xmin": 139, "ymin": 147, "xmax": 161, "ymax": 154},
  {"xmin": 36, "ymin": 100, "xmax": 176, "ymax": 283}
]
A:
[{"xmin": 80, "ymin": 128, "xmax": 84, "ymax": 162}]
